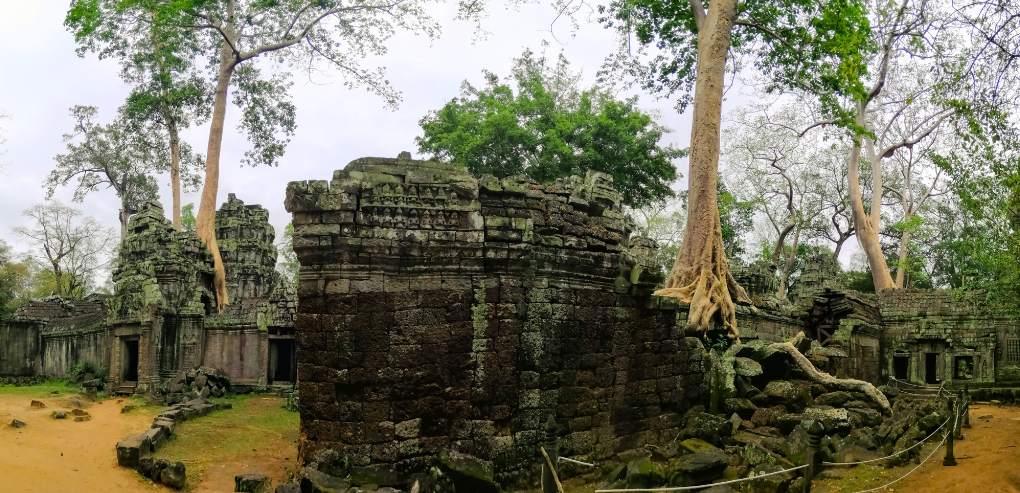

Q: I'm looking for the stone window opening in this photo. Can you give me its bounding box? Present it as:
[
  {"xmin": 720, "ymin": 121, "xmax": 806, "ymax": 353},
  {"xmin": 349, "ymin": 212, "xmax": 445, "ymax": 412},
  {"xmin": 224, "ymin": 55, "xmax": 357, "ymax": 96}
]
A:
[
  {"xmin": 1006, "ymin": 337, "xmax": 1020, "ymax": 364},
  {"xmin": 954, "ymin": 355, "xmax": 975, "ymax": 380}
]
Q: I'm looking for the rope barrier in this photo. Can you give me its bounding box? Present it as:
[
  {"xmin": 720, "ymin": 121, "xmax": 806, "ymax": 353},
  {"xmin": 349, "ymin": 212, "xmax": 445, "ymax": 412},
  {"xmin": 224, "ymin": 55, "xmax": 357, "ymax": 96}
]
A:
[
  {"xmin": 558, "ymin": 456, "xmax": 596, "ymax": 468},
  {"xmin": 849, "ymin": 403, "xmax": 956, "ymax": 493},
  {"xmin": 823, "ymin": 416, "xmax": 950, "ymax": 466},
  {"xmin": 593, "ymin": 464, "xmax": 808, "ymax": 492}
]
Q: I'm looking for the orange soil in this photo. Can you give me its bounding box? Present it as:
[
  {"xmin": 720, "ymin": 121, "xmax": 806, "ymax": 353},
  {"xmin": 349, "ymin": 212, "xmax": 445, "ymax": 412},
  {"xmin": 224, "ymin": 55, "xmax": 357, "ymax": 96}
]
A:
[
  {"xmin": 819, "ymin": 403, "xmax": 1020, "ymax": 493},
  {"xmin": 0, "ymin": 394, "xmax": 297, "ymax": 493},
  {"xmin": 891, "ymin": 403, "xmax": 1020, "ymax": 493},
  {"xmin": 0, "ymin": 394, "xmax": 162, "ymax": 493}
]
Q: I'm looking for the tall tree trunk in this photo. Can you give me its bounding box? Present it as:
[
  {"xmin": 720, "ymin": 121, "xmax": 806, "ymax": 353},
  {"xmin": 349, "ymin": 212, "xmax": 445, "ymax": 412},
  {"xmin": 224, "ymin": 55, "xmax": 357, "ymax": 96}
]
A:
[
  {"xmin": 847, "ymin": 106, "xmax": 895, "ymax": 291},
  {"xmin": 894, "ymin": 228, "xmax": 911, "ymax": 288},
  {"xmin": 119, "ymin": 208, "xmax": 129, "ymax": 240},
  {"xmin": 655, "ymin": 0, "xmax": 748, "ymax": 340},
  {"xmin": 168, "ymin": 120, "xmax": 183, "ymax": 230},
  {"xmin": 777, "ymin": 229, "xmax": 800, "ymax": 300},
  {"xmin": 196, "ymin": 43, "xmax": 235, "ymax": 311},
  {"xmin": 832, "ymin": 235, "xmax": 847, "ymax": 262},
  {"xmin": 51, "ymin": 262, "xmax": 64, "ymax": 297}
]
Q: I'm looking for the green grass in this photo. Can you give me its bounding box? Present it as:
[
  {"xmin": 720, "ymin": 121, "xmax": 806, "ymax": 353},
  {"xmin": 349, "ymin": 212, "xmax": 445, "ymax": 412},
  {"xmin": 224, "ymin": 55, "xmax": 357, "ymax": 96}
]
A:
[
  {"xmin": 152, "ymin": 394, "xmax": 299, "ymax": 486},
  {"xmin": 0, "ymin": 379, "xmax": 79, "ymax": 397}
]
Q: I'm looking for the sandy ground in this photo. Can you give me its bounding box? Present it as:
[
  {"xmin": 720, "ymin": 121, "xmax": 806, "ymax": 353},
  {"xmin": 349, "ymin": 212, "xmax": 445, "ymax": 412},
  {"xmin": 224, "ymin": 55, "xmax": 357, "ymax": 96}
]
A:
[
  {"xmin": 0, "ymin": 392, "xmax": 298, "ymax": 493},
  {"xmin": 818, "ymin": 403, "xmax": 1020, "ymax": 493},
  {"xmin": 0, "ymin": 393, "xmax": 162, "ymax": 493}
]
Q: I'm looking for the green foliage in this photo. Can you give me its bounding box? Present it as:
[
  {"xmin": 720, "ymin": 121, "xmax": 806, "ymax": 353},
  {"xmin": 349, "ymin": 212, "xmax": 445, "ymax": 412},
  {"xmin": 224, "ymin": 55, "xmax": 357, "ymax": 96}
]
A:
[
  {"xmin": 49, "ymin": 105, "xmax": 170, "ymax": 230},
  {"xmin": 275, "ymin": 223, "xmax": 299, "ymax": 286},
  {"xmin": 181, "ymin": 203, "xmax": 197, "ymax": 231},
  {"xmin": 719, "ymin": 181, "xmax": 755, "ymax": 260},
  {"xmin": 418, "ymin": 50, "xmax": 682, "ymax": 208},
  {"xmin": 0, "ymin": 241, "xmax": 31, "ymax": 318},
  {"xmin": 599, "ymin": 0, "xmax": 873, "ymax": 122},
  {"xmin": 69, "ymin": 361, "xmax": 103, "ymax": 383}
]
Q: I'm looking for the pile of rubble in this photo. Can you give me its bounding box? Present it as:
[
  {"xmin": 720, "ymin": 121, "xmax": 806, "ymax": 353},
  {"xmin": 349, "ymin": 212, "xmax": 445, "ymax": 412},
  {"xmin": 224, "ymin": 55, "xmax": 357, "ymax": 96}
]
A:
[
  {"xmin": 161, "ymin": 366, "xmax": 231, "ymax": 404},
  {"xmin": 592, "ymin": 334, "xmax": 947, "ymax": 491}
]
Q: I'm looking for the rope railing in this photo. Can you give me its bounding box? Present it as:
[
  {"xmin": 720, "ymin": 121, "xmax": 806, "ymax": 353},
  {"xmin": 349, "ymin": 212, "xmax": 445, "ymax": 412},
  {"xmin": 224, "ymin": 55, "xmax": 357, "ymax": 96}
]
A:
[
  {"xmin": 558, "ymin": 456, "xmax": 596, "ymax": 468},
  {"xmin": 823, "ymin": 416, "xmax": 950, "ymax": 466},
  {"xmin": 851, "ymin": 423, "xmax": 951, "ymax": 493},
  {"xmin": 593, "ymin": 464, "xmax": 809, "ymax": 493},
  {"xmin": 573, "ymin": 387, "xmax": 972, "ymax": 493}
]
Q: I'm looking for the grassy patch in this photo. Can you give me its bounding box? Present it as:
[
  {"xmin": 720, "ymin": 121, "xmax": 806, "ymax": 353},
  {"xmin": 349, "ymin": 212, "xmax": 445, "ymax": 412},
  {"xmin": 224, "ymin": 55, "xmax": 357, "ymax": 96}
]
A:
[
  {"xmin": 0, "ymin": 379, "xmax": 78, "ymax": 397},
  {"xmin": 152, "ymin": 394, "xmax": 299, "ymax": 486}
]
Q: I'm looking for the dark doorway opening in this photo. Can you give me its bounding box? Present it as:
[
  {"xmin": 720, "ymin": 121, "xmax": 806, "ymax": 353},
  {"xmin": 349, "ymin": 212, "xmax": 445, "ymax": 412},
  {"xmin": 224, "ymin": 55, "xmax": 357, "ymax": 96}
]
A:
[
  {"xmin": 160, "ymin": 316, "xmax": 180, "ymax": 375},
  {"xmin": 268, "ymin": 340, "xmax": 296, "ymax": 383},
  {"xmin": 122, "ymin": 338, "xmax": 139, "ymax": 382},
  {"xmin": 893, "ymin": 355, "xmax": 910, "ymax": 380},
  {"xmin": 925, "ymin": 352, "xmax": 939, "ymax": 384}
]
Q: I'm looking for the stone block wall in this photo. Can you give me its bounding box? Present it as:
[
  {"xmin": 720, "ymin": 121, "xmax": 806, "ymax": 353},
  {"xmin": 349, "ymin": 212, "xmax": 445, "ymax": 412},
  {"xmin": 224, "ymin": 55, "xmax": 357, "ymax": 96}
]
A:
[
  {"xmin": 879, "ymin": 289, "xmax": 1020, "ymax": 386},
  {"xmin": 0, "ymin": 322, "xmax": 40, "ymax": 376},
  {"xmin": 286, "ymin": 157, "xmax": 705, "ymax": 484}
]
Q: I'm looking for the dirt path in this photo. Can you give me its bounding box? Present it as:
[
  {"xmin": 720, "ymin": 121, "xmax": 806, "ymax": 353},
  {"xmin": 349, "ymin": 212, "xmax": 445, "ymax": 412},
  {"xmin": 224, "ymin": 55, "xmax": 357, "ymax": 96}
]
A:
[
  {"xmin": 819, "ymin": 403, "xmax": 1020, "ymax": 493},
  {"xmin": 0, "ymin": 393, "xmax": 162, "ymax": 493}
]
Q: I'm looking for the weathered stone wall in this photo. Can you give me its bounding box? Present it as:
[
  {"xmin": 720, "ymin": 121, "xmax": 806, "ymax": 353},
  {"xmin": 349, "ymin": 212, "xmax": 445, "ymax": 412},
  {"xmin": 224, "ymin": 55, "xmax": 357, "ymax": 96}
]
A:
[
  {"xmin": 201, "ymin": 329, "xmax": 268, "ymax": 384},
  {"xmin": 878, "ymin": 289, "xmax": 1020, "ymax": 386},
  {"xmin": 286, "ymin": 157, "xmax": 707, "ymax": 484},
  {"xmin": 0, "ymin": 322, "xmax": 39, "ymax": 376},
  {"xmin": 39, "ymin": 328, "xmax": 110, "ymax": 377}
]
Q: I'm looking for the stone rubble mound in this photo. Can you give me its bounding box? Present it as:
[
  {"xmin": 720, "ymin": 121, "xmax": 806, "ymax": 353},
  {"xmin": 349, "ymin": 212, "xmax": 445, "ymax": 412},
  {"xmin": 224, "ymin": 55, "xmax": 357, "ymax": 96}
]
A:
[
  {"xmin": 162, "ymin": 366, "xmax": 231, "ymax": 404},
  {"xmin": 597, "ymin": 337, "xmax": 947, "ymax": 491}
]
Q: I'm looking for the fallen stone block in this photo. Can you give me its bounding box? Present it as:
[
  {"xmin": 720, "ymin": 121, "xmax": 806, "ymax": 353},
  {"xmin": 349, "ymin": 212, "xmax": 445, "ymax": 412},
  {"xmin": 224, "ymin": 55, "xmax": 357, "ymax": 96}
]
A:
[
  {"xmin": 141, "ymin": 427, "xmax": 167, "ymax": 451},
  {"xmin": 30, "ymin": 400, "xmax": 46, "ymax": 409},
  {"xmin": 74, "ymin": 415, "xmax": 92, "ymax": 422},
  {"xmin": 235, "ymin": 473, "xmax": 270, "ymax": 492},
  {"xmin": 71, "ymin": 408, "xmax": 90, "ymax": 417},
  {"xmin": 10, "ymin": 419, "xmax": 26, "ymax": 428},
  {"xmin": 152, "ymin": 417, "xmax": 176, "ymax": 435},
  {"xmin": 159, "ymin": 461, "xmax": 187, "ymax": 490},
  {"xmin": 121, "ymin": 404, "xmax": 137, "ymax": 413},
  {"xmin": 116, "ymin": 434, "xmax": 151, "ymax": 468},
  {"xmin": 51, "ymin": 410, "xmax": 67, "ymax": 420}
]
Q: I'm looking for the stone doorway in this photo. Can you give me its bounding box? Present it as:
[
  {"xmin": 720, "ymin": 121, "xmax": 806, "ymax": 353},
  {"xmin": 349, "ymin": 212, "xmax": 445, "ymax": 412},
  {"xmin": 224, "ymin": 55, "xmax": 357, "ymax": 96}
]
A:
[
  {"xmin": 925, "ymin": 352, "xmax": 939, "ymax": 384},
  {"xmin": 268, "ymin": 339, "xmax": 296, "ymax": 384},
  {"xmin": 121, "ymin": 338, "xmax": 139, "ymax": 383},
  {"xmin": 893, "ymin": 354, "xmax": 909, "ymax": 380}
]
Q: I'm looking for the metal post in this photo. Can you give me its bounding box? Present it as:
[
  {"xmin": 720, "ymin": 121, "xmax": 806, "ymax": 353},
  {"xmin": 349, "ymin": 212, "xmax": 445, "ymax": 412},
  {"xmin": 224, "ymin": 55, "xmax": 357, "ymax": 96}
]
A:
[
  {"xmin": 955, "ymin": 390, "xmax": 965, "ymax": 440},
  {"xmin": 963, "ymin": 385, "xmax": 971, "ymax": 429},
  {"xmin": 943, "ymin": 397, "xmax": 957, "ymax": 466},
  {"xmin": 802, "ymin": 420, "xmax": 824, "ymax": 493}
]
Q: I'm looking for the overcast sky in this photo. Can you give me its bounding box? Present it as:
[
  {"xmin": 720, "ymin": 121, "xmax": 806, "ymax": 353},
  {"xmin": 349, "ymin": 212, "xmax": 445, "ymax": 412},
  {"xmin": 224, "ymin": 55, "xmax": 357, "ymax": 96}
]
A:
[{"xmin": 0, "ymin": 2, "xmax": 862, "ymax": 275}]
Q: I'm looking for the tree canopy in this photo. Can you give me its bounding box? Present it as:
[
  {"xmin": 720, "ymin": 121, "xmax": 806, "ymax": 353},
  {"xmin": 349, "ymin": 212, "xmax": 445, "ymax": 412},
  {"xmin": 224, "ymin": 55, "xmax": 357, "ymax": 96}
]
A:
[{"xmin": 418, "ymin": 50, "xmax": 682, "ymax": 208}]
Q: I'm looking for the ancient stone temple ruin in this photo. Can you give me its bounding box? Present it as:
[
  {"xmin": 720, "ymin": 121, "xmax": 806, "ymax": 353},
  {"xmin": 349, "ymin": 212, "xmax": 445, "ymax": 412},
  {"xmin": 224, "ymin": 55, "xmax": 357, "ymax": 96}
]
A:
[
  {"xmin": 284, "ymin": 155, "xmax": 1020, "ymax": 487},
  {"xmin": 0, "ymin": 195, "xmax": 295, "ymax": 392}
]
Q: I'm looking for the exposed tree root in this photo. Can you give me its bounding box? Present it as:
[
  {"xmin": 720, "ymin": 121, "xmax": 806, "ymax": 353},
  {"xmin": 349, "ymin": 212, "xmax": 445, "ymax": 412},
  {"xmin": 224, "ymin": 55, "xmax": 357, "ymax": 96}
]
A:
[
  {"xmin": 768, "ymin": 332, "xmax": 892, "ymax": 415},
  {"xmin": 655, "ymin": 217, "xmax": 749, "ymax": 340}
]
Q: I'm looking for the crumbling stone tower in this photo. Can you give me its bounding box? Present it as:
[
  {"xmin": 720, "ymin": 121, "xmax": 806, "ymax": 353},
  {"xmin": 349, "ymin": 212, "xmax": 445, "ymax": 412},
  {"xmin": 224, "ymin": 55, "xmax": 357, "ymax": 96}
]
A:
[{"xmin": 286, "ymin": 156, "xmax": 704, "ymax": 485}]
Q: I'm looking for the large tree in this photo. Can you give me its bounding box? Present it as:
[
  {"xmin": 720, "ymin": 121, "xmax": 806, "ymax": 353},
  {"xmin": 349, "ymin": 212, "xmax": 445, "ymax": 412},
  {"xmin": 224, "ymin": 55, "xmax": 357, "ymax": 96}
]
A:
[
  {"xmin": 418, "ymin": 50, "xmax": 682, "ymax": 208},
  {"xmin": 66, "ymin": 0, "xmax": 508, "ymax": 311},
  {"xmin": 14, "ymin": 203, "xmax": 114, "ymax": 299},
  {"xmin": 600, "ymin": 0, "xmax": 872, "ymax": 337},
  {"xmin": 65, "ymin": 6, "xmax": 210, "ymax": 231},
  {"xmin": 0, "ymin": 241, "xmax": 32, "ymax": 319},
  {"xmin": 48, "ymin": 105, "xmax": 190, "ymax": 239}
]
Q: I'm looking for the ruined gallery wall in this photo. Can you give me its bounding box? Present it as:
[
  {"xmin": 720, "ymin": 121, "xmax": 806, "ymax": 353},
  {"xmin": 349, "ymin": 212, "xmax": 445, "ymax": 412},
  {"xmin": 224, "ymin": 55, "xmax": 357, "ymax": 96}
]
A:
[
  {"xmin": 0, "ymin": 322, "xmax": 40, "ymax": 376},
  {"xmin": 201, "ymin": 329, "xmax": 267, "ymax": 384},
  {"xmin": 879, "ymin": 289, "xmax": 1020, "ymax": 386},
  {"xmin": 39, "ymin": 328, "xmax": 110, "ymax": 377},
  {"xmin": 286, "ymin": 157, "xmax": 711, "ymax": 483}
]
